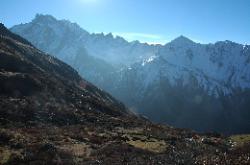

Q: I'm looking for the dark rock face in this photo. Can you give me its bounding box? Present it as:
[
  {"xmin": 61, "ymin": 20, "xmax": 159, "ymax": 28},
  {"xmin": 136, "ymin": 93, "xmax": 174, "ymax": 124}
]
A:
[
  {"xmin": 0, "ymin": 72, "xmax": 42, "ymax": 97},
  {"xmin": 0, "ymin": 24, "xmax": 249, "ymax": 164},
  {"xmin": 0, "ymin": 23, "xmax": 32, "ymax": 46}
]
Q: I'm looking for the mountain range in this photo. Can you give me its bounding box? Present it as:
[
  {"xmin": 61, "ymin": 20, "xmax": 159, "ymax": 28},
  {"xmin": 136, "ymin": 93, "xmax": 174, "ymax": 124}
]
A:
[
  {"xmin": 10, "ymin": 14, "xmax": 250, "ymax": 134},
  {"xmin": 3, "ymin": 22, "xmax": 250, "ymax": 164}
]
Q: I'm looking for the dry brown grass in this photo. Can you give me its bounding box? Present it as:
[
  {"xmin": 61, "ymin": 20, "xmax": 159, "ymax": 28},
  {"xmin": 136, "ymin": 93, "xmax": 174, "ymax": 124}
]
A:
[
  {"xmin": 0, "ymin": 147, "xmax": 22, "ymax": 164},
  {"xmin": 58, "ymin": 143, "xmax": 92, "ymax": 157},
  {"xmin": 230, "ymin": 134, "xmax": 250, "ymax": 147},
  {"xmin": 126, "ymin": 138, "xmax": 167, "ymax": 153}
]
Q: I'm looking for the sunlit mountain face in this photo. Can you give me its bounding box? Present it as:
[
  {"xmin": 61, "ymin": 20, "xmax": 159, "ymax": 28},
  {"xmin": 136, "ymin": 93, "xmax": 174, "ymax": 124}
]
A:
[{"xmin": 11, "ymin": 14, "xmax": 250, "ymax": 135}]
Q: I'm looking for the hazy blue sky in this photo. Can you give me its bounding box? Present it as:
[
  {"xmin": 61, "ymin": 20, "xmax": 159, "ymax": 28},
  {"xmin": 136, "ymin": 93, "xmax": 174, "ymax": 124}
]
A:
[{"xmin": 1, "ymin": 0, "xmax": 249, "ymax": 44}]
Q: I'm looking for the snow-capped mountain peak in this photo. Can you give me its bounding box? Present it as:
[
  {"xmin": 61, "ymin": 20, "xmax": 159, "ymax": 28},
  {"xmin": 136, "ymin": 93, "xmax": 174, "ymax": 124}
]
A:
[{"xmin": 169, "ymin": 35, "xmax": 195, "ymax": 46}]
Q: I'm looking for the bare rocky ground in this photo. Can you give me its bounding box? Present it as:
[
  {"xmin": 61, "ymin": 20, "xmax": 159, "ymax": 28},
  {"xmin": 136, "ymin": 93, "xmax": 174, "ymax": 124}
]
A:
[{"xmin": 0, "ymin": 23, "xmax": 249, "ymax": 165}]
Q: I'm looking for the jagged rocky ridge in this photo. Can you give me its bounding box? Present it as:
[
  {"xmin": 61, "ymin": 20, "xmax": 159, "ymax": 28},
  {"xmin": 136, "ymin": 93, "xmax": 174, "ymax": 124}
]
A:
[
  {"xmin": 10, "ymin": 14, "xmax": 250, "ymax": 134},
  {"xmin": 11, "ymin": 14, "xmax": 159, "ymax": 66}
]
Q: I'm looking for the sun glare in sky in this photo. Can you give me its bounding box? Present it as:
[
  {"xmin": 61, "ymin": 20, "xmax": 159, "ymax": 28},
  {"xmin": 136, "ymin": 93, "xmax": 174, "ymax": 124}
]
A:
[
  {"xmin": 1, "ymin": 0, "xmax": 250, "ymax": 44},
  {"xmin": 79, "ymin": 0, "xmax": 97, "ymax": 4}
]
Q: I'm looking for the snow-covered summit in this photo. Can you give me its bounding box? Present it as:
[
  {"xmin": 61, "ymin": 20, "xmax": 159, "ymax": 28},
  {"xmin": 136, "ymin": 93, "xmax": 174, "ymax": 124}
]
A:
[
  {"xmin": 124, "ymin": 36, "xmax": 250, "ymax": 96},
  {"xmin": 169, "ymin": 35, "xmax": 195, "ymax": 46}
]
